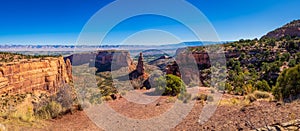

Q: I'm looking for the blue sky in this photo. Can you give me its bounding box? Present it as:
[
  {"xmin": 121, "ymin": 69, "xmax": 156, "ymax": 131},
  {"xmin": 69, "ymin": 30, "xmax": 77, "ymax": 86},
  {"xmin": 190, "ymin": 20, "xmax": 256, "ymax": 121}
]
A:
[{"xmin": 0, "ymin": 0, "xmax": 299, "ymax": 45}]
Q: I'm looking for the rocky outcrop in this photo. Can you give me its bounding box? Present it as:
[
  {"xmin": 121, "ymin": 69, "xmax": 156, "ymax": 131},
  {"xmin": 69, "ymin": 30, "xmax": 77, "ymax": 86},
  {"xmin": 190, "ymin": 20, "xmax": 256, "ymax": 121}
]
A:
[
  {"xmin": 262, "ymin": 19, "xmax": 300, "ymax": 39},
  {"xmin": 136, "ymin": 53, "xmax": 145, "ymax": 75},
  {"xmin": 65, "ymin": 52, "xmax": 96, "ymax": 66},
  {"xmin": 253, "ymin": 119, "xmax": 300, "ymax": 131},
  {"xmin": 158, "ymin": 47, "xmax": 242, "ymax": 85},
  {"xmin": 0, "ymin": 57, "xmax": 72, "ymax": 95},
  {"xmin": 166, "ymin": 62, "xmax": 181, "ymax": 77},
  {"xmin": 95, "ymin": 51, "xmax": 134, "ymax": 72},
  {"xmin": 66, "ymin": 50, "xmax": 134, "ymax": 72},
  {"xmin": 128, "ymin": 53, "xmax": 149, "ymax": 89},
  {"xmin": 65, "ymin": 58, "xmax": 73, "ymax": 80}
]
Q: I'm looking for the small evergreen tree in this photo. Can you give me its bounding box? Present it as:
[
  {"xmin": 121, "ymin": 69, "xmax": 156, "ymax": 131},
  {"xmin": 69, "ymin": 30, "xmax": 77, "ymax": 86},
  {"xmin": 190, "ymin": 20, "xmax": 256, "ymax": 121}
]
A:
[
  {"xmin": 155, "ymin": 74, "xmax": 186, "ymax": 96},
  {"xmin": 273, "ymin": 64, "xmax": 300, "ymax": 101}
]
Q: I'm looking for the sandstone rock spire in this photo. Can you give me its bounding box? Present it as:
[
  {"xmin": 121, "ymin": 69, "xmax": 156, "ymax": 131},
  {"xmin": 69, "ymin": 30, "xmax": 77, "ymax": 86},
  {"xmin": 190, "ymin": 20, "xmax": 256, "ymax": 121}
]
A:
[{"xmin": 136, "ymin": 52, "xmax": 145, "ymax": 75}]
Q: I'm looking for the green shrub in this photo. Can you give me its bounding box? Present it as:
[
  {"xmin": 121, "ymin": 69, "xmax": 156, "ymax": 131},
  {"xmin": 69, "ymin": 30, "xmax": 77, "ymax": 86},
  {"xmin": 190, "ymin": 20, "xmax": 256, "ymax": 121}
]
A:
[
  {"xmin": 255, "ymin": 80, "xmax": 271, "ymax": 92},
  {"xmin": 225, "ymin": 83, "xmax": 233, "ymax": 93},
  {"xmin": 233, "ymin": 87, "xmax": 244, "ymax": 96},
  {"xmin": 155, "ymin": 74, "xmax": 186, "ymax": 96},
  {"xmin": 203, "ymin": 81, "xmax": 210, "ymax": 87},
  {"xmin": 273, "ymin": 64, "xmax": 300, "ymax": 101}
]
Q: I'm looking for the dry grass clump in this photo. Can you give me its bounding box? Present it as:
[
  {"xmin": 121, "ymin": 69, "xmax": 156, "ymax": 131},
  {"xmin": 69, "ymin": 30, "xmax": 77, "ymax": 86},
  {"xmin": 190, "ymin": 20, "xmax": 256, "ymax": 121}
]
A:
[
  {"xmin": 101, "ymin": 96, "xmax": 113, "ymax": 101},
  {"xmin": 193, "ymin": 93, "xmax": 208, "ymax": 101},
  {"xmin": 193, "ymin": 93, "xmax": 214, "ymax": 102},
  {"xmin": 245, "ymin": 91, "xmax": 273, "ymax": 103},
  {"xmin": 166, "ymin": 96, "xmax": 176, "ymax": 103},
  {"xmin": 178, "ymin": 92, "xmax": 192, "ymax": 103},
  {"xmin": 219, "ymin": 97, "xmax": 251, "ymax": 106},
  {"xmin": 35, "ymin": 101, "xmax": 63, "ymax": 119},
  {"xmin": 0, "ymin": 94, "xmax": 45, "ymax": 129},
  {"xmin": 246, "ymin": 94, "xmax": 257, "ymax": 103},
  {"xmin": 207, "ymin": 95, "xmax": 214, "ymax": 102},
  {"xmin": 253, "ymin": 91, "xmax": 271, "ymax": 99}
]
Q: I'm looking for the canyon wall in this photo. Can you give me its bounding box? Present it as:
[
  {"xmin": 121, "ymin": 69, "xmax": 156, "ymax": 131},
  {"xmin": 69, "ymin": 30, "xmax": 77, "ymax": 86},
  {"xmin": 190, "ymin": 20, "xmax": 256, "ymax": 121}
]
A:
[
  {"xmin": 164, "ymin": 48, "xmax": 238, "ymax": 84},
  {"xmin": 94, "ymin": 51, "xmax": 134, "ymax": 72},
  {"xmin": 67, "ymin": 50, "xmax": 147, "ymax": 89},
  {"xmin": 66, "ymin": 50, "xmax": 134, "ymax": 72},
  {"xmin": 0, "ymin": 57, "xmax": 72, "ymax": 95}
]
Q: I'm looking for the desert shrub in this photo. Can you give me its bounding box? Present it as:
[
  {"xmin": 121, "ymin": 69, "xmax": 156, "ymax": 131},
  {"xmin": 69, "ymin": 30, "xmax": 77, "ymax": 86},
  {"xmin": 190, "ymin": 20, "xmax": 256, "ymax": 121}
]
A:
[
  {"xmin": 289, "ymin": 59, "xmax": 296, "ymax": 67},
  {"xmin": 188, "ymin": 80, "xmax": 199, "ymax": 87},
  {"xmin": 233, "ymin": 87, "xmax": 244, "ymax": 96},
  {"xmin": 210, "ymin": 88, "xmax": 216, "ymax": 94},
  {"xmin": 217, "ymin": 81, "xmax": 226, "ymax": 92},
  {"xmin": 255, "ymin": 80, "xmax": 271, "ymax": 92},
  {"xmin": 7, "ymin": 105, "xmax": 35, "ymax": 122},
  {"xmin": 193, "ymin": 93, "xmax": 208, "ymax": 101},
  {"xmin": 273, "ymin": 64, "xmax": 300, "ymax": 101},
  {"xmin": 166, "ymin": 96, "xmax": 176, "ymax": 103},
  {"xmin": 230, "ymin": 98, "xmax": 240, "ymax": 105},
  {"xmin": 177, "ymin": 92, "xmax": 192, "ymax": 103},
  {"xmin": 89, "ymin": 93, "xmax": 102, "ymax": 104},
  {"xmin": 207, "ymin": 95, "xmax": 214, "ymax": 102},
  {"xmin": 246, "ymin": 94, "xmax": 257, "ymax": 103},
  {"xmin": 130, "ymin": 78, "xmax": 144, "ymax": 89},
  {"xmin": 99, "ymin": 85, "xmax": 116, "ymax": 97},
  {"xmin": 19, "ymin": 106, "xmax": 35, "ymax": 122},
  {"xmin": 225, "ymin": 83, "xmax": 233, "ymax": 94},
  {"xmin": 101, "ymin": 95, "xmax": 112, "ymax": 101},
  {"xmin": 253, "ymin": 91, "xmax": 270, "ymax": 99},
  {"xmin": 96, "ymin": 72, "xmax": 118, "ymax": 97},
  {"xmin": 203, "ymin": 81, "xmax": 210, "ymax": 87},
  {"xmin": 36, "ymin": 101, "xmax": 63, "ymax": 119},
  {"xmin": 243, "ymin": 84, "xmax": 255, "ymax": 95},
  {"xmin": 120, "ymin": 91, "xmax": 127, "ymax": 96},
  {"xmin": 155, "ymin": 74, "xmax": 186, "ymax": 96},
  {"xmin": 54, "ymin": 84, "xmax": 74, "ymax": 110},
  {"xmin": 78, "ymin": 100, "xmax": 91, "ymax": 111}
]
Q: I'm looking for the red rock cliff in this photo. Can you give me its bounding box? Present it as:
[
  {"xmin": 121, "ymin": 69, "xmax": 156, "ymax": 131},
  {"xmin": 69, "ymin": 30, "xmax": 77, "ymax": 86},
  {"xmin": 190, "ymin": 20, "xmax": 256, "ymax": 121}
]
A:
[
  {"xmin": 66, "ymin": 50, "xmax": 134, "ymax": 72},
  {"xmin": 0, "ymin": 57, "xmax": 72, "ymax": 95}
]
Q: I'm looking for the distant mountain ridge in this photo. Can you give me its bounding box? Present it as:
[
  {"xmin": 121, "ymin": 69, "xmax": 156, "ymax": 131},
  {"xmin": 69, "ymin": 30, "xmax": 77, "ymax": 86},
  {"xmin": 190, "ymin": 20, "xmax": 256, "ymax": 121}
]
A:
[
  {"xmin": 262, "ymin": 19, "xmax": 300, "ymax": 39},
  {"xmin": 0, "ymin": 41, "xmax": 223, "ymax": 52}
]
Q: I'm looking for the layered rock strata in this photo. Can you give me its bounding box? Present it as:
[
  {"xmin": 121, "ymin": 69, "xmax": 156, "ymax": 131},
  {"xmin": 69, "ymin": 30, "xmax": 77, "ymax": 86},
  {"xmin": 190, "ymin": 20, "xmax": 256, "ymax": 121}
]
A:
[{"xmin": 0, "ymin": 57, "xmax": 72, "ymax": 95}]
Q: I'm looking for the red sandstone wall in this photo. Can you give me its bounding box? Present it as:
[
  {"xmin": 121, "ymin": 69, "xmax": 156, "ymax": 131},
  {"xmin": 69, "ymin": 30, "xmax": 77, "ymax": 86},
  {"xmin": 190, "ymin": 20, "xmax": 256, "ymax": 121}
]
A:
[{"xmin": 0, "ymin": 57, "xmax": 72, "ymax": 95}]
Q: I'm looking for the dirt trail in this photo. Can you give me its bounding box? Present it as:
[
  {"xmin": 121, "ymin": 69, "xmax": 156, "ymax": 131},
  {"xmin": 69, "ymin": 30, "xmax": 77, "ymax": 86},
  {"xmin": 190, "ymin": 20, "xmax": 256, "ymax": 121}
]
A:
[{"xmin": 23, "ymin": 88, "xmax": 300, "ymax": 130}]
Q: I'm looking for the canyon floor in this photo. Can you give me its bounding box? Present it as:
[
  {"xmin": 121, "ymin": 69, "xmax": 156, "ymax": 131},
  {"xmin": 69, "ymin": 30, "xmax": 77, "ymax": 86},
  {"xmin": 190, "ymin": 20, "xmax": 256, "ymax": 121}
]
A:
[{"xmin": 7, "ymin": 87, "xmax": 299, "ymax": 131}]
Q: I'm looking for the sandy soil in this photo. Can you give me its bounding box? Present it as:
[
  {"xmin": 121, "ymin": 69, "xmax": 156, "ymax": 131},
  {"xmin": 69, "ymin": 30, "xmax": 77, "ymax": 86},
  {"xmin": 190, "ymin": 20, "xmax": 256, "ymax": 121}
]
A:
[{"xmin": 12, "ymin": 88, "xmax": 300, "ymax": 130}]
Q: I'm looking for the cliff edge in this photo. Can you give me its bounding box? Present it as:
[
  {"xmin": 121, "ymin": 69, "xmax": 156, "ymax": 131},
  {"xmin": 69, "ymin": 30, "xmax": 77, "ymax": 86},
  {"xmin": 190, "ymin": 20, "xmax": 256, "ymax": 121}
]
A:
[{"xmin": 0, "ymin": 56, "xmax": 72, "ymax": 95}]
